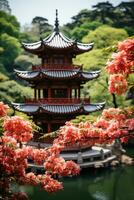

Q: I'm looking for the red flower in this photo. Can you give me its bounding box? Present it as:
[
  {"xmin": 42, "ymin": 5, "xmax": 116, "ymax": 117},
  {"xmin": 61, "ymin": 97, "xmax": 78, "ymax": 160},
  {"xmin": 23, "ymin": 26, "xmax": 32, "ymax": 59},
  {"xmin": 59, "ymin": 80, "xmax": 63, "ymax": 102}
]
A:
[
  {"xmin": 3, "ymin": 116, "xmax": 33, "ymax": 142},
  {"xmin": 42, "ymin": 175, "xmax": 63, "ymax": 193},
  {"xmin": 118, "ymin": 39, "xmax": 134, "ymax": 54},
  {"xmin": 0, "ymin": 102, "xmax": 9, "ymax": 117},
  {"xmin": 108, "ymin": 74, "xmax": 127, "ymax": 95},
  {"xmin": 126, "ymin": 119, "xmax": 134, "ymax": 130},
  {"xmin": 102, "ymin": 108, "xmax": 126, "ymax": 121}
]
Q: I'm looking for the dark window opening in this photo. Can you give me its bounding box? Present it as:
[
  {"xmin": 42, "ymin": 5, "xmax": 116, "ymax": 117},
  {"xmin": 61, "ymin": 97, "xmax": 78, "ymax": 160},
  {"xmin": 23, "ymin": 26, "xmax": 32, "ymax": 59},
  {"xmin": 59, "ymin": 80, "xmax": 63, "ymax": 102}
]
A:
[
  {"xmin": 51, "ymin": 89, "xmax": 68, "ymax": 98},
  {"xmin": 51, "ymin": 123, "xmax": 64, "ymax": 132},
  {"xmin": 43, "ymin": 89, "xmax": 48, "ymax": 98}
]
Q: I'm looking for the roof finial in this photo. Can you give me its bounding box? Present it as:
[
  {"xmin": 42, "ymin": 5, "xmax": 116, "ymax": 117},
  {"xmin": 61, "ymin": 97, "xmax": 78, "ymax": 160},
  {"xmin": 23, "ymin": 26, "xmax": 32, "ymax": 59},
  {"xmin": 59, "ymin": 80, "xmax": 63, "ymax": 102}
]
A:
[{"xmin": 54, "ymin": 9, "xmax": 59, "ymax": 33}]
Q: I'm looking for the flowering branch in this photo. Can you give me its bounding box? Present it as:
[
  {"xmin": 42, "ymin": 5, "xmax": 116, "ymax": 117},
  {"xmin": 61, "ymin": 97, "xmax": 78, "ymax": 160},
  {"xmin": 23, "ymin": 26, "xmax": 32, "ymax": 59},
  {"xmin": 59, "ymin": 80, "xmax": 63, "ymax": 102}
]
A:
[{"xmin": 106, "ymin": 39, "xmax": 134, "ymax": 95}]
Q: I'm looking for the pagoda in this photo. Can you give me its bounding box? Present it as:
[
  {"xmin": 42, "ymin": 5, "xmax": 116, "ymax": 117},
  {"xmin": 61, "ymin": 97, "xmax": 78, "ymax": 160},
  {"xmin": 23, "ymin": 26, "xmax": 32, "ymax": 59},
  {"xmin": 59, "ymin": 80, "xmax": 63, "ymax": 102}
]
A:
[{"xmin": 13, "ymin": 10, "xmax": 105, "ymax": 134}]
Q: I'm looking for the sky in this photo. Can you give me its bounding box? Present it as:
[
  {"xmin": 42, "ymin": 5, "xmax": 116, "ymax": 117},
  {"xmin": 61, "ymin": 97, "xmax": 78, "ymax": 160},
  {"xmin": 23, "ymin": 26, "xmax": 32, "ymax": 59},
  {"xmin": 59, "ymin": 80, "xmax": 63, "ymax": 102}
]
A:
[{"xmin": 8, "ymin": 0, "xmax": 129, "ymax": 26}]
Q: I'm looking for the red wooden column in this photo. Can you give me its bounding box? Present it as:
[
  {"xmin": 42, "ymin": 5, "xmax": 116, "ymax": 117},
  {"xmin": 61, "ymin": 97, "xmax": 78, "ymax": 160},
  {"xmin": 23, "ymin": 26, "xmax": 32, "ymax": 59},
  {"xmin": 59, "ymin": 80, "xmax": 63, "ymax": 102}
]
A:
[
  {"xmin": 48, "ymin": 123, "xmax": 51, "ymax": 133},
  {"xmin": 67, "ymin": 88, "xmax": 70, "ymax": 98}
]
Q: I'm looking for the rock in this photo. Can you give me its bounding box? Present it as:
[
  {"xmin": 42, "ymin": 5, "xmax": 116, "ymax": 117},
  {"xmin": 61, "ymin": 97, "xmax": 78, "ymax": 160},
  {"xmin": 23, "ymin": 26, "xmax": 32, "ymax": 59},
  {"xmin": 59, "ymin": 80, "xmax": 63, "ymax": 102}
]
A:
[
  {"xmin": 94, "ymin": 163, "xmax": 104, "ymax": 168},
  {"xmin": 111, "ymin": 160, "xmax": 120, "ymax": 167},
  {"xmin": 121, "ymin": 155, "xmax": 134, "ymax": 165}
]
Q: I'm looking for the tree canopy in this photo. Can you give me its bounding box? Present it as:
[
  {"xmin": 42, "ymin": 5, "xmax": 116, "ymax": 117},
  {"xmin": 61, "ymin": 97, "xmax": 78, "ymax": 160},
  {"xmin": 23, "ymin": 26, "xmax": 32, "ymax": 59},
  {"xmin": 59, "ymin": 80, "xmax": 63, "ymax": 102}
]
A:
[
  {"xmin": 0, "ymin": 0, "xmax": 11, "ymax": 13},
  {"xmin": 82, "ymin": 25, "xmax": 128, "ymax": 49}
]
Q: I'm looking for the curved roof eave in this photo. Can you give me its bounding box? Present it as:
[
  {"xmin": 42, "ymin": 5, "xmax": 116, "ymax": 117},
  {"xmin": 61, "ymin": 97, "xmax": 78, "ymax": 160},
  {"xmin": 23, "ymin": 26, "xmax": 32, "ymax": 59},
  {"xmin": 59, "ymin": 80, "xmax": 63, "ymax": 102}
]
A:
[
  {"xmin": 14, "ymin": 69, "xmax": 40, "ymax": 80},
  {"xmin": 81, "ymin": 70, "xmax": 101, "ymax": 80},
  {"xmin": 21, "ymin": 31, "xmax": 94, "ymax": 53},
  {"xmin": 12, "ymin": 102, "xmax": 105, "ymax": 114},
  {"xmin": 12, "ymin": 103, "xmax": 40, "ymax": 113},
  {"xmin": 14, "ymin": 69, "xmax": 101, "ymax": 81},
  {"xmin": 83, "ymin": 102, "xmax": 105, "ymax": 113},
  {"xmin": 76, "ymin": 42, "xmax": 94, "ymax": 52}
]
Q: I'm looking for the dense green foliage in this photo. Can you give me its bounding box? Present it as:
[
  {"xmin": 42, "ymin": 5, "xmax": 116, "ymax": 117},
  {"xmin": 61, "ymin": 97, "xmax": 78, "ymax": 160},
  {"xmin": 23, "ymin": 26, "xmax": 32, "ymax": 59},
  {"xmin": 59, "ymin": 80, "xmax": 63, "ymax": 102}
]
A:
[
  {"xmin": 0, "ymin": 9, "xmax": 33, "ymax": 102},
  {"xmin": 64, "ymin": 1, "xmax": 134, "ymax": 40},
  {"xmin": 82, "ymin": 25, "xmax": 128, "ymax": 48},
  {"xmin": 0, "ymin": 11, "xmax": 21, "ymax": 74},
  {"xmin": 0, "ymin": 33, "xmax": 21, "ymax": 71},
  {"xmin": 32, "ymin": 16, "xmax": 52, "ymax": 36},
  {"xmin": 0, "ymin": 73, "xmax": 33, "ymax": 103}
]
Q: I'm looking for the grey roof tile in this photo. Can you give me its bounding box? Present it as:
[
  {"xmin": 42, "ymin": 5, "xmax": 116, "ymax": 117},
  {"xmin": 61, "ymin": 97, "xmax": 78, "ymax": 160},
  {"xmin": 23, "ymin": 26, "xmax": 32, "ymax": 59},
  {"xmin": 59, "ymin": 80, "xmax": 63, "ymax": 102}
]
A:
[{"xmin": 12, "ymin": 102, "xmax": 105, "ymax": 114}]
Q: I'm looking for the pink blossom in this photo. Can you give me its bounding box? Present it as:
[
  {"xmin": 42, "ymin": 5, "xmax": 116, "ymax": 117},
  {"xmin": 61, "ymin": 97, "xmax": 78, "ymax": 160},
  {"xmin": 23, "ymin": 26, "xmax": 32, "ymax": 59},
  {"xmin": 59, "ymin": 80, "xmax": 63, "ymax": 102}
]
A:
[
  {"xmin": 108, "ymin": 74, "xmax": 127, "ymax": 95},
  {"xmin": 3, "ymin": 116, "xmax": 33, "ymax": 142},
  {"xmin": 0, "ymin": 102, "xmax": 9, "ymax": 117}
]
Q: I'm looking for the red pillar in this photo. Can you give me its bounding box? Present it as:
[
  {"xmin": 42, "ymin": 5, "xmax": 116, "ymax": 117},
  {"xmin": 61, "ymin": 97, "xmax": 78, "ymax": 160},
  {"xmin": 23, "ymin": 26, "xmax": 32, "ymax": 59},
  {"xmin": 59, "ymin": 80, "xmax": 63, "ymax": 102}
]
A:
[{"xmin": 48, "ymin": 123, "xmax": 51, "ymax": 133}]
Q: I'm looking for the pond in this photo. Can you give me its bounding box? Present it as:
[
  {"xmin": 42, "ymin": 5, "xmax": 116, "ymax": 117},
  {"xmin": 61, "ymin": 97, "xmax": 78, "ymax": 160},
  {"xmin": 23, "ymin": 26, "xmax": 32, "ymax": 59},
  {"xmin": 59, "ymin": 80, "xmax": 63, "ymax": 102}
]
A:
[{"xmin": 16, "ymin": 147, "xmax": 134, "ymax": 200}]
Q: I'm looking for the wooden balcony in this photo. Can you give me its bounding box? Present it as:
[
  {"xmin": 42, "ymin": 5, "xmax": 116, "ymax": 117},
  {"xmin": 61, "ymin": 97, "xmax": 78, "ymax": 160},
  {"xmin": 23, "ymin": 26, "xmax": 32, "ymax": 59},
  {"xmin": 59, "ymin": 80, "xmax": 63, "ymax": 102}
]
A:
[
  {"xmin": 32, "ymin": 64, "xmax": 82, "ymax": 71},
  {"xmin": 25, "ymin": 98, "xmax": 90, "ymax": 105}
]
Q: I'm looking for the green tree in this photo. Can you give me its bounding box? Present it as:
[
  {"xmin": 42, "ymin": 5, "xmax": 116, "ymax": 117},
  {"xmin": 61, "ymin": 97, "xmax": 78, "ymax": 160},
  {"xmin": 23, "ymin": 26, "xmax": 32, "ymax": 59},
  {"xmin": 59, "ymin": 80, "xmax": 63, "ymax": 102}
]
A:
[
  {"xmin": 115, "ymin": 2, "xmax": 134, "ymax": 27},
  {"xmin": 0, "ymin": 77, "xmax": 33, "ymax": 103},
  {"xmin": 65, "ymin": 9, "xmax": 91, "ymax": 30},
  {"xmin": 91, "ymin": 1, "xmax": 115, "ymax": 24},
  {"xmin": 32, "ymin": 16, "xmax": 52, "ymax": 35},
  {"xmin": 0, "ymin": 17, "xmax": 19, "ymax": 38},
  {"xmin": 70, "ymin": 27, "xmax": 89, "ymax": 41},
  {"xmin": 14, "ymin": 54, "xmax": 40, "ymax": 71},
  {"xmin": 0, "ymin": 33, "xmax": 21, "ymax": 71},
  {"xmin": 82, "ymin": 25, "xmax": 128, "ymax": 49},
  {"xmin": 0, "ymin": 11, "xmax": 20, "ymax": 30},
  {"xmin": 70, "ymin": 21, "xmax": 103, "ymax": 41},
  {"xmin": 0, "ymin": 0, "xmax": 11, "ymax": 14}
]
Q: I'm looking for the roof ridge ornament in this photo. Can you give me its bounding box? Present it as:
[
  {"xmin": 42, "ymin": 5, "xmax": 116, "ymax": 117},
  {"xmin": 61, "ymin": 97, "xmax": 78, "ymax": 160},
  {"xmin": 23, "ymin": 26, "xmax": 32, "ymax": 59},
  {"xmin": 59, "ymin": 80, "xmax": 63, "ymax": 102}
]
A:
[{"xmin": 54, "ymin": 9, "xmax": 59, "ymax": 33}]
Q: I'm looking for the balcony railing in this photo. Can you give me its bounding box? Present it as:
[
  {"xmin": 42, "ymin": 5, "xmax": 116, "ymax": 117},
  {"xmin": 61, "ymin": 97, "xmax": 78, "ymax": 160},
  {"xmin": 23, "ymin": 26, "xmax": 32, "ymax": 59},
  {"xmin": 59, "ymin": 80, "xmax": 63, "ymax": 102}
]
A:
[
  {"xmin": 32, "ymin": 64, "xmax": 82, "ymax": 71},
  {"xmin": 25, "ymin": 98, "xmax": 90, "ymax": 104}
]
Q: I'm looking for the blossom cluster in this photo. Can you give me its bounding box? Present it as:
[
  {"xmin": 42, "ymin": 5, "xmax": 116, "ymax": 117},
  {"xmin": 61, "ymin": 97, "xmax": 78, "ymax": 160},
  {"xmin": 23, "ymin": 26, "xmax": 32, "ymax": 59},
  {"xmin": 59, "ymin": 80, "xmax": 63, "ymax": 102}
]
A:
[
  {"xmin": 0, "ymin": 102, "xmax": 80, "ymax": 199},
  {"xmin": 0, "ymin": 101, "xmax": 9, "ymax": 117},
  {"xmin": 106, "ymin": 39, "xmax": 134, "ymax": 95},
  {"xmin": 56, "ymin": 107, "xmax": 134, "ymax": 148},
  {"xmin": 0, "ymin": 102, "xmax": 133, "ymax": 199}
]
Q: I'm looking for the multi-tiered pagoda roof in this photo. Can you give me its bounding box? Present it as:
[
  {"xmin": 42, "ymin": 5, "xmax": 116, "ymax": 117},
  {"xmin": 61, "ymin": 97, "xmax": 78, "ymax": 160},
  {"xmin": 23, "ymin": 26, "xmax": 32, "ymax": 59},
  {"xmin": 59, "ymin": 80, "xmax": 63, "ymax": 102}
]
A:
[{"xmin": 13, "ymin": 10, "xmax": 105, "ymax": 133}]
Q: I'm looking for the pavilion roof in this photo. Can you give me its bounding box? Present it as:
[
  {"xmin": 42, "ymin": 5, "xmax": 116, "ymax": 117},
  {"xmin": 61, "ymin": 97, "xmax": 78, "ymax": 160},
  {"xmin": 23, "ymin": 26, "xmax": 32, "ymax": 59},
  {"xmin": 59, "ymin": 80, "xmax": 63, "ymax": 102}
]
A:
[
  {"xmin": 22, "ymin": 10, "xmax": 93, "ymax": 54},
  {"xmin": 22, "ymin": 33, "xmax": 93, "ymax": 54},
  {"xmin": 12, "ymin": 102, "xmax": 105, "ymax": 115},
  {"xmin": 14, "ymin": 69, "xmax": 100, "ymax": 81}
]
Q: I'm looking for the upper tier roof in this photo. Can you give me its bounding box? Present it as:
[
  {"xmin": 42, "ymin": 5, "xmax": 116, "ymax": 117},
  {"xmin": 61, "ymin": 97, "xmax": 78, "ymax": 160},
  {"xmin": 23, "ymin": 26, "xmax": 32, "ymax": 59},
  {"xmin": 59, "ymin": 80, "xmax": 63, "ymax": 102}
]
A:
[
  {"xmin": 22, "ymin": 11, "xmax": 93, "ymax": 55},
  {"xmin": 22, "ymin": 33, "xmax": 93, "ymax": 53}
]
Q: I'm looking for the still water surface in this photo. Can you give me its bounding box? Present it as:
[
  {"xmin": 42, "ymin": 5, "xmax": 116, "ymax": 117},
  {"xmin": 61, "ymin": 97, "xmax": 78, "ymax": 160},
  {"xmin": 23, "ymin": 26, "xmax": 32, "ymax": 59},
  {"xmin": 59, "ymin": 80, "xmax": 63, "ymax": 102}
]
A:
[{"xmin": 17, "ymin": 148, "xmax": 134, "ymax": 200}]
